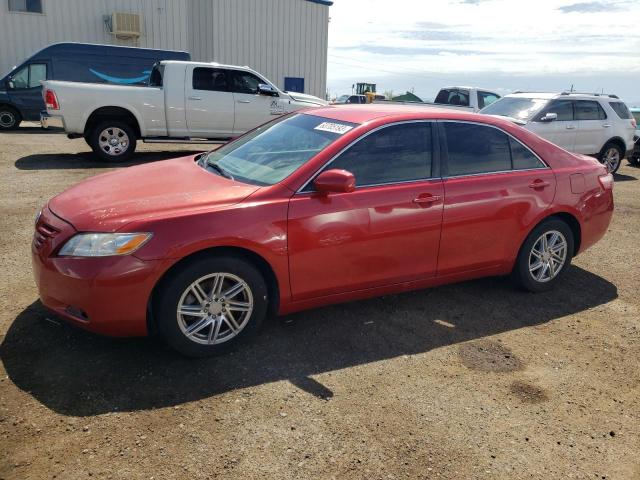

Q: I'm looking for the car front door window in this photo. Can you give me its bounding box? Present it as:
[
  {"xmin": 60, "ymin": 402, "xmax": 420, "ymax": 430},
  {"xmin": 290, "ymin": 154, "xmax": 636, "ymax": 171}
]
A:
[
  {"xmin": 231, "ymin": 72, "xmax": 262, "ymax": 95},
  {"xmin": 324, "ymin": 122, "xmax": 433, "ymax": 187},
  {"xmin": 538, "ymin": 100, "xmax": 574, "ymax": 121},
  {"xmin": 11, "ymin": 66, "xmax": 29, "ymax": 89}
]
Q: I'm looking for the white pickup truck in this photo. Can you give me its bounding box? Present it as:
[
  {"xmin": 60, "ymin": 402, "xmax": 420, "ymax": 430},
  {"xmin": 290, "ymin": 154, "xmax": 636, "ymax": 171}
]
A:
[
  {"xmin": 431, "ymin": 86, "xmax": 501, "ymax": 112},
  {"xmin": 375, "ymin": 86, "xmax": 501, "ymax": 112},
  {"xmin": 42, "ymin": 60, "xmax": 328, "ymax": 161}
]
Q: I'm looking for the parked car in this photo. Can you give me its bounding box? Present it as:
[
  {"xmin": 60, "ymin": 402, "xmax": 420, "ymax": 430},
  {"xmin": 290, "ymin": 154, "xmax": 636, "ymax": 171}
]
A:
[
  {"xmin": 629, "ymin": 107, "xmax": 640, "ymax": 166},
  {"xmin": 42, "ymin": 60, "xmax": 328, "ymax": 161},
  {"xmin": 481, "ymin": 92, "xmax": 637, "ymax": 173},
  {"xmin": 334, "ymin": 94, "xmax": 367, "ymax": 104},
  {"xmin": 431, "ymin": 86, "xmax": 501, "ymax": 112},
  {"xmin": 32, "ymin": 105, "xmax": 613, "ymax": 357},
  {"xmin": 0, "ymin": 42, "xmax": 190, "ymax": 130}
]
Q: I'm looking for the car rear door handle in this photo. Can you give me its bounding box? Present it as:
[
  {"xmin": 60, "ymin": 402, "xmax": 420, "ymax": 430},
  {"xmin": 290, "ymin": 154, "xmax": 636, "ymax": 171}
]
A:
[
  {"xmin": 529, "ymin": 180, "xmax": 551, "ymax": 189},
  {"xmin": 565, "ymin": 125, "xmax": 576, "ymax": 130},
  {"xmin": 602, "ymin": 124, "xmax": 611, "ymax": 128},
  {"xmin": 237, "ymin": 100, "xmax": 251, "ymax": 104},
  {"xmin": 413, "ymin": 194, "xmax": 441, "ymax": 205},
  {"xmin": 188, "ymin": 96, "xmax": 202, "ymax": 101}
]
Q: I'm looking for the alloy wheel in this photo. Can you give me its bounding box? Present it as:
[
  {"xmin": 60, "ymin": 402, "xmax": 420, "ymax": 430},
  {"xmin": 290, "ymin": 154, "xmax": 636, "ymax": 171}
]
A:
[
  {"xmin": 603, "ymin": 147, "xmax": 620, "ymax": 173},
  {"xmin": 528, "ymin": 230, "xmax": 568, "ymax": 283},
  {"xmin": 98, "ymin": 127, "xmax": 129, "ymax": 156},
  {"xmin": 176, "ymin": 272, "xmax": 254, "ymax": 345}
]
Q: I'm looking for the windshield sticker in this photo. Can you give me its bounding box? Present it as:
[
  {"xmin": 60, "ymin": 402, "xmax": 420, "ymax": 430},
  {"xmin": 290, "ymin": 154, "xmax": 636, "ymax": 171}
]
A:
[{"xmin": 314, "ymin": 122, "xmax": 354, "ymax": 134}]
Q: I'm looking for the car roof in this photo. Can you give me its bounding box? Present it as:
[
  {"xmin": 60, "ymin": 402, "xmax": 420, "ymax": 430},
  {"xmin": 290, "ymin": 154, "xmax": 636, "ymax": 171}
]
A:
[
  {"xmin": 505, "ymin": 92, "xmax": 621, "ymax": 101},
  {"xmin": 301, "ymin": 104, "xmax": 509, "ymax": 125}
]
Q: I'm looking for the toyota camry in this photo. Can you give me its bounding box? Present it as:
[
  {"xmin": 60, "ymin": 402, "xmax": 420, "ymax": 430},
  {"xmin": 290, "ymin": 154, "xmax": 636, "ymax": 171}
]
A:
[{"xmin": 32, "ymin": 105, "xmax": 614, "ymax": 356}]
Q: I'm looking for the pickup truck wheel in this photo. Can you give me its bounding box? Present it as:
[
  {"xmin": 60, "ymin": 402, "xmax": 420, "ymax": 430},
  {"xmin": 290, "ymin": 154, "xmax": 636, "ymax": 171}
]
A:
[
  {"xmin": 89, "ymin": 121, "xmax": 137, "ymax": 162},
  {"xmin": 0, "ymin": 106, "xmax": 21, "ymax": 130}
]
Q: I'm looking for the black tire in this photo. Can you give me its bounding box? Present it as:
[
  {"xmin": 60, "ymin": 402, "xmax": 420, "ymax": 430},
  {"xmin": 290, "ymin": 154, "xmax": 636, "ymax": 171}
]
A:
[
  {"xmin": 0, "ymin": 106, "xmax": 21, "ymax": 130},
  {"xmin": 89, "ymin": 120, "xmax": 137, "ymax": 162},
  {"xmin": 512, "ymin": 218, "xmax": 574, "ymax": 292},
  {"xmin": 154, "ymin": 255, "xmax": 269, "ymax": 357},
  {"xmin": 599, "ymin": 142, "xmax": 623, "ymax": 174}
]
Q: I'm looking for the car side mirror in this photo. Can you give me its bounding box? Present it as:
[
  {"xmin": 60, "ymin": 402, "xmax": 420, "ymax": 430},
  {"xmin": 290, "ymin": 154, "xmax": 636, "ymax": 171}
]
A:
[
  {"xmin": 6, "ymin": 79, "xmax": 14, "ymax": 90},
  {"xmin": 314, "ymin": 169, "xmax": 356, "ymax": 194},
  {"xmin": 258, "ymin": 83, "xmax": 277, "ymax": 96},
  {"xmin": 540, "ymin": 112, "xmax": 558, "ymax": 122}
]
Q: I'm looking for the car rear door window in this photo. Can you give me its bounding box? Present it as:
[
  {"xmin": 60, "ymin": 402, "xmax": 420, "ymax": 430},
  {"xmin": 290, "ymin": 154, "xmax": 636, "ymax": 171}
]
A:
[
  {"xmin": 192, "ymin": 67, "xmax": 230, "ymax": 92},
  {"xmin": 509, "ymin": 137, "xmax": 546, "ymax": 170},
  {"xmin": 443, "ymin": 122, "xmax": 511, "ymax": 175},
  {"xmin": 328, "ymin": 122, "xmax": 433, "ymax": 186},
  {"xmin": 574, "ymin": 100, "xmax": 607, "ymax": 120},
  {"xmin": 609, "ymin": 101, "xmax": 632, "ymax": 119}
]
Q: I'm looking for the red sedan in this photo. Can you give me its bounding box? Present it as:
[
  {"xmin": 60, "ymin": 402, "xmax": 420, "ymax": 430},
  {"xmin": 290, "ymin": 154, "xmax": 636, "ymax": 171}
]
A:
[{"xmin": 32, "ymin": 105, "xmax": 614, "ymax": 356}]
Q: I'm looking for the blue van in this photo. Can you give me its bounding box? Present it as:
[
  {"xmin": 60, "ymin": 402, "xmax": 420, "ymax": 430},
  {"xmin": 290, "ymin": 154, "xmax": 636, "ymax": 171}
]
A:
[{"xmin": 0, "ymin": 42, "xmax": 190, "ymax": 130}]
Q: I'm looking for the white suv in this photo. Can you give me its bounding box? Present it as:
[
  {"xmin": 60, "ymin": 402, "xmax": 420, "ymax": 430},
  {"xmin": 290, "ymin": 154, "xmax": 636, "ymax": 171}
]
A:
[{"xmin": 480, "ymin": 92, "xmax": 637, "ymax": 173}]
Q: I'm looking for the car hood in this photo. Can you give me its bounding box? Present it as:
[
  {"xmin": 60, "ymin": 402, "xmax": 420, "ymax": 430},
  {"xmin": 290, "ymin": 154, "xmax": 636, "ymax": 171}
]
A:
[
  {"xmin": 48, "ymin": 155, "xmax": 260, "ymax": 232},
  {"xmin": 287, "ymin": 91, "xmax": 328, "ymax": 106}
]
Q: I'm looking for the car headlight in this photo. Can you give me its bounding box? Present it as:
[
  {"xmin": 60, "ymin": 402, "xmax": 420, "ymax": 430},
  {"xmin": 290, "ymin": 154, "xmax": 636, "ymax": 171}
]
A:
[{"xmin": 58, "ymin": 233, "xmax": 152, "ymax": 257}]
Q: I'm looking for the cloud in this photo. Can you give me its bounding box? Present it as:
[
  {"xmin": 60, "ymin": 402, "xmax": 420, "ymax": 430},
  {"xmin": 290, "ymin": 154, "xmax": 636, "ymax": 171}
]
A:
[
  {"xmin": 333, "ymin": 45, "xmax": 492, "ymax": 56},
  {"xmin": 558, "ymin": 1, "xmax": 621, "ymax": 13}
]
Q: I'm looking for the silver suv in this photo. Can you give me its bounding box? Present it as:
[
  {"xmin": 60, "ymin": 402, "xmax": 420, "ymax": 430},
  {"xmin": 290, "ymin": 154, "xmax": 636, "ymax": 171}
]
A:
[{"xmin": 481, "ymin": 92, "xmax": 637, "ymax": 173}]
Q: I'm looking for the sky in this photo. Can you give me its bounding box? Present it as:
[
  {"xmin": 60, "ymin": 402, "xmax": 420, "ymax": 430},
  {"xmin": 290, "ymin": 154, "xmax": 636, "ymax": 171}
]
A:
[{"xmin": 326, "ymin": 0, "xmax": 640, "ymax": 105}]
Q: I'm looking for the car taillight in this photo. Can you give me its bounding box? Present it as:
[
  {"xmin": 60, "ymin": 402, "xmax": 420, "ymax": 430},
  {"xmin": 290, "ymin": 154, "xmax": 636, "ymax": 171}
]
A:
[
  {"xmin": 598, "ymin": 173, "xmax": 613, "ymax": 190},
  {"xmin": 44, "ymin": 89, "xmax": 59, "ymax": 110}
]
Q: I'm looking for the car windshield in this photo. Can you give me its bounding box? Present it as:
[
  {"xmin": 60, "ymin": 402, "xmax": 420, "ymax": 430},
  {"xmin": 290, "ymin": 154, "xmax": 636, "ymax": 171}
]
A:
[
  {"xmin": 204, "ymin": 114, "xmax": 357, "ymax": 186},
  {"xmin": 481, "ymin": 97, "xmax": 549, "ymax": 121}
]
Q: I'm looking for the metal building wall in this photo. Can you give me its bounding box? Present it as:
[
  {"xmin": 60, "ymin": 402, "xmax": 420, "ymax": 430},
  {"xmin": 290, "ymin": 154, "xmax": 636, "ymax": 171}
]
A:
[
  {"xmin": 187, "ymin": 0, "xmax": 329, "ymax": 98},
  {"xmin": 0, "ymin": 0, "xmax": 330, "ymax": 98},
  {"xmin": 0, "ymin": 0, "xmax": 190, "ymax": 75}
]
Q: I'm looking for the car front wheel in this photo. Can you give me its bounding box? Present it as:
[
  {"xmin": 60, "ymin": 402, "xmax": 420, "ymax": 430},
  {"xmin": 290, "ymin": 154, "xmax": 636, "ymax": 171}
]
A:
[
  {"xmin": 512, "ymin": 219, "xmax": 574, "ymax": 292},
  {"xmin": 154, "ymin": 255, "xmax": 269, "ymax": 357}
]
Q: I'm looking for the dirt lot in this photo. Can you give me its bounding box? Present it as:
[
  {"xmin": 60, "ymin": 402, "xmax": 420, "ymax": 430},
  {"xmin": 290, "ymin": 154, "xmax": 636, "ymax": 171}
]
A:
[{"xmin": 0, "ymin": 124, "xmax": 639, "ymax": 479}]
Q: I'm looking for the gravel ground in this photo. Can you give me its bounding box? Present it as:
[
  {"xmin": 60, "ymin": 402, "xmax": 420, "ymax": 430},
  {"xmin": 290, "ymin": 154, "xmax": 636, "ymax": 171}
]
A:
[{"xmin": 0, "ymin": 124, "xmax": 639, "ymax": 479}]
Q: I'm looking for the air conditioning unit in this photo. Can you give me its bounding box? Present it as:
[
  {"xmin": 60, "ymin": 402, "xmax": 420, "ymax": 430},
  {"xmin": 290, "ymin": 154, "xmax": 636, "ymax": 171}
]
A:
[{"xmin": 109, "ymin": 12, "xmax": 141, "ymax": 39}]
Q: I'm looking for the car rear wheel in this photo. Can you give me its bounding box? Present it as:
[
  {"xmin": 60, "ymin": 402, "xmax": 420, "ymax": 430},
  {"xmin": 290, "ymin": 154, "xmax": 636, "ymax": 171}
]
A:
[
  {"xmin": 512, "ymin": 219, "xmax": 574, "ymax": 292},
  {"xmin": 154, "ymin": 255, "xmax": 269, "ymax": 357},
  {"xmin": 89, "ymin": 120, "xmax": 137, "ymax": 162},
  {"xmin": 0, "ymin": 106, "xmax": 21, "ymax": 130},
  {"xmin": 599, "ymin": 142, "xmax": 623, "ymax": 174}
]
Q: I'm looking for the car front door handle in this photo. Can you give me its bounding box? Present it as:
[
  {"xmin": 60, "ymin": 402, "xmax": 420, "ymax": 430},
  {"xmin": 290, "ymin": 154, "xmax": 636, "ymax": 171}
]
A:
[
  {"xmin": 566, "ymin": 125, "xmax": 576, "ymax": 130},
  {"xmin": 602, "ymin": 124, "xmax": 611, "ymax": 128},
  {"xmin": 237, "ymin": 100, "xmax": 251, "ymax": 104},
  {"xmin": 413, "ymin": 194, "xmax": 441, "ymax": 205},
  {"xmin": 188, "ymin": 96, "xmax": 202, "ymax": 101},
  {"xmin": 529, "ymin": 180, "xmax": 551, "ymax": 189}
]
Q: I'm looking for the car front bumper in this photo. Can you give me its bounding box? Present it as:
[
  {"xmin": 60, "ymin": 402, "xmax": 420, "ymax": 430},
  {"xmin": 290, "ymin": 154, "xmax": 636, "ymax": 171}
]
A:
[{"xmin": 31, "ymin": 207, "xmax": 171, "ymax": 337}]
